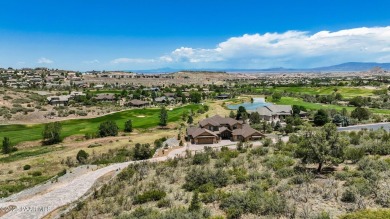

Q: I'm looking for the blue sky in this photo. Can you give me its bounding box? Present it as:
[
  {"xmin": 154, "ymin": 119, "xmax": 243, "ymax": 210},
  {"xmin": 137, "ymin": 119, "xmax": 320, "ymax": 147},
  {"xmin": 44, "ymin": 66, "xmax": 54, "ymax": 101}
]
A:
[{"xmin": 1, "ymin": 0, "xmax": 390, "ymax": 71}]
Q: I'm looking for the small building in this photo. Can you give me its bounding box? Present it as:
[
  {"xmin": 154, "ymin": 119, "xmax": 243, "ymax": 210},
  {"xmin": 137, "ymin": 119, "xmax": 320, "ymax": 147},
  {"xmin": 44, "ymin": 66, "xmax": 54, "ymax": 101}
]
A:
[{"xmin": 126, "ymin": 99, "xmax": 149, "ymax": 107}]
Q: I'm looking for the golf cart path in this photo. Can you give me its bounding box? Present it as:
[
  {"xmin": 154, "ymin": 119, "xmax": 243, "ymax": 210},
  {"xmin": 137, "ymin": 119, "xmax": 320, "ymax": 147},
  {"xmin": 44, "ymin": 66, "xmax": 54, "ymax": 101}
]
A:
[{"xmin": 0, "ymin": 140, "xmax": 249, "ymax": 219}]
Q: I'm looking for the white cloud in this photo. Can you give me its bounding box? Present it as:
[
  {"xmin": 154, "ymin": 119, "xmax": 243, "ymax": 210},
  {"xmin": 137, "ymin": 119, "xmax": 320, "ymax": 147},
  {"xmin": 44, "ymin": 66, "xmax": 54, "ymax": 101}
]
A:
[
  {"xmin": 159, "ymin": 26, "xmax": 390, "ymax": 68},
  {"xmin": 83, "ymin": 59, "xmax": 100, "ymax": 64},
  {"xmin": 110, "ymin": 58, "xmax": 156, "ymax": 64},
  {"xmin": 37, "ymin": 57, "xmax": 53, "ymax": 64}
]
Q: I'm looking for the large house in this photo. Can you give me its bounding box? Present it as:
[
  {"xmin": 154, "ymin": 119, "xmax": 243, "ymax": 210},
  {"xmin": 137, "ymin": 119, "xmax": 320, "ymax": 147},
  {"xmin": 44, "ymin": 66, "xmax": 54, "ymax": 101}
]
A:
[
  {"xmin": 187, "ymin": 115, "xmax": 264, "ymax": 144},
  {"xmin": 255, "ymin": 105, "xmax": 292, "ymax": 122},
  {"xmin": 126, "ymin": 99, "xmax": 149, "ymax": 107}
]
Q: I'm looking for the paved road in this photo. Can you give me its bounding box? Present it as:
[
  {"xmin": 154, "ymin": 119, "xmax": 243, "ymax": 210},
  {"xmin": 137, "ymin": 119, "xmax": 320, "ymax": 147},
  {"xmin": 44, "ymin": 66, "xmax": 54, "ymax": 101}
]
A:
[
  {"xmin": 0, "ymin": 140, "xmax": 253, "ymax": 219},
  {"xmin": 337, "ymin": 122, "xmax": 390, "ymax": 132}
]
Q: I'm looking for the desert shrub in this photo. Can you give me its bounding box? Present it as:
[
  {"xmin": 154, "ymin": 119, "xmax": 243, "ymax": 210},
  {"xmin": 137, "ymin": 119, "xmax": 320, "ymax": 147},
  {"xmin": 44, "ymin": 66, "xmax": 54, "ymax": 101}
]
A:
[
  {"xmin": 229, "ymin": 167, "xmax": 248, "ymax": 184},
  {"xmin": 157, "ymin": 198, "xmax": 172, "ymax": 208},
  {"xmin": 357, "ymin": 157, "xmax": 390, "ymax": 172},
  {"xmin": 262, "ymin": 138, "xmax": 273, "ymax": 147},
  {"xmin": 250, "ymin": 147, "xmax": 268, "ymax": 156},
  {"xmin": 23, "ymin": 164, "xmax": 31, "ymax": 170},
  {"xmin": 275, "ymin": 167, "xmax": 295, "ymax": 178},
  {"xmin": 183, "ymin": 168, "xmax": 229, "ymax": 191},
  {"xmin": 264, "ymin": 154, "xmax": 295, "ymax": 171},
  {"xmin": 344, "ymin": 146, "xmax": 365, "ymax": 163},
  {"xmin": 76, "ymin": 110, "xmax": 87, "ymax": 116},
  {"xmin": 193, "ymin": 153, "xmax": 210, "ymax": 165},
  {"xmin": 117, "ymin": 167, "xmax": 135, "ymax": 181},
  {"xmin": 220, "ymin": 190, "xmax": 287, "ymax": 218},
  {"xmin": 341, "ymin": 188, "xmax": 357, "ymax": 203},
  {"xmin": 289, "ymin": 173, "xmax": 313, "ymax": 185},
  {"xmin": 57, "ymin": 169, "xmax": 67, "ymax": 177},
  {"xmin": 30, "ymin": 171, "xmax": 42, "ymax": 177},
  {"xmin": 133, "ymin": 189, "xmax": 166, "ymax": 204},
  {"xmin": 76, "ymin": 150, "xmax": 89, "ymax": 163}
]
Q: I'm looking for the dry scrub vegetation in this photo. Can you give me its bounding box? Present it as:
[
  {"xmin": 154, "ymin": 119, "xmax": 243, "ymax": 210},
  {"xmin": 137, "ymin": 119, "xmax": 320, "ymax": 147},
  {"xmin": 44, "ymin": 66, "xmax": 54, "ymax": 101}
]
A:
[{"xmin": 65, "ymin": 129, "xmax": 390, "ymax": 219}]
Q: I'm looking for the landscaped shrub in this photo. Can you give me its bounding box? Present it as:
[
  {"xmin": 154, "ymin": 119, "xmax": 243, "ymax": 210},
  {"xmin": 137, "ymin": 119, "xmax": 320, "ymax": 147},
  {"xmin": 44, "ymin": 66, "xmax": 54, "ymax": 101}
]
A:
[{"xmin": 133, "ymin": 189, "xmax": 166, "ymax": 204}]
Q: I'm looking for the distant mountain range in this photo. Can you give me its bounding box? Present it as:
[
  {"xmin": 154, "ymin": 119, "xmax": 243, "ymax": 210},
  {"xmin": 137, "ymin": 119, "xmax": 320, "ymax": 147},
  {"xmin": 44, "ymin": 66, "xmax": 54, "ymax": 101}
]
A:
[{"xmin": 130, "ymin": 62, "xmax": 390, "ymax": 73}]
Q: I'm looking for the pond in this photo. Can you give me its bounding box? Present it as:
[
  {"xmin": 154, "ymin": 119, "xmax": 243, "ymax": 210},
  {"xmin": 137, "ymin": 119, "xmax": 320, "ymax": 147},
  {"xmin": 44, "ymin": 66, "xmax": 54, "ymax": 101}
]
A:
[{"xmin": 227, "ymin": 98, "xmax": 272, "ymax": 110}]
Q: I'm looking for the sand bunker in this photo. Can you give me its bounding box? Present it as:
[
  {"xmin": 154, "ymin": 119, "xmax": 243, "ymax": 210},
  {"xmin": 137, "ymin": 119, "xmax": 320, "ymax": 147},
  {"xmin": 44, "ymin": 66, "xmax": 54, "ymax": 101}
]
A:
[{"xmin": 137, "ymin": 115, "xmax": 145, "ymax": 118}]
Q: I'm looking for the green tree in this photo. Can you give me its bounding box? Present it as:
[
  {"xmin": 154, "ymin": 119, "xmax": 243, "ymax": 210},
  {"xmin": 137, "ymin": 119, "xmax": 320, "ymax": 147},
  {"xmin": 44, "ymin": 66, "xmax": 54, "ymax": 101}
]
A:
[
  {"xmin": 295, "ymin": 123, "xmax": 347, "ymax": 172},
  {"xmin": 314, "ymin": 109, "xmax": 329, "ymax": 126},
  {"xmin": 159, "ymin": 106, "xmax": 168, "ymax": 127},
  {"xmin": 351, "ymin": 107, "xmax": 370, "ymax": 121},
  {"xmin": 249, "ymin": 112, "xmax": 261, "ymax": 124},
  {"xmin": 187, "ymin": 115, "xmax": 193, "ymax": 124},
  {"xmin": 98, "ymin": 120, "xmax": 119, "ymax": 137},
  {"xmin": 76, "ymin": 150, "xmax": 89, "ymax": 163},
  {"xmin": 2, "ymin": 137, "xmax": 11, "ymax": 154},
  {"xmin": 292, "ymin": 105, "xmax": 301, "ymax": 116},
  {"xmin": 134, "ymin": 143, "xmax": 152, "ymax": 160},
  {"xmin": 349, "ymin": 96, "xmax": 365, "ymax": 107},
  {"xmin": 189, "ymin": 92, "xmax": 202, "ymax": 103},
  {"xmin": 236, "ymin": 106, "xmax": 247, "ymax": 120},
  {"xmin": 42, "ymin": 122, "xmax": 62, "ymax": 145},
  {"xmin": 272, "ymin": 92, "xmax": 282, "ymax": 102},
  {"xmin": 124, "ymin": 119, "xmax": 133, "ymax": 132}
]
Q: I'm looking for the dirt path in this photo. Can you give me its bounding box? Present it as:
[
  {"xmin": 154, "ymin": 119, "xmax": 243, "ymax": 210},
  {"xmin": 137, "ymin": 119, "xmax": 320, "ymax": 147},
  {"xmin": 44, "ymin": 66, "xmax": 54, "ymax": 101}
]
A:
[{"xmin": 0, "ymin": 140, "xmax": 252, "ymax": 219}]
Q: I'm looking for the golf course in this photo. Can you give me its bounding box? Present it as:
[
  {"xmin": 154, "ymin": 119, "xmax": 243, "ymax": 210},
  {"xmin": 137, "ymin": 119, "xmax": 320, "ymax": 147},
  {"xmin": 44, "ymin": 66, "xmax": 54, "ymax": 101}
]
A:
[
  {"xmin": 264, "ymin": 86, "xmax": 376, "ymax": 98},
  {"xmin": 0, "ymin": 104, "xmax": 202, "ymax": 146}
]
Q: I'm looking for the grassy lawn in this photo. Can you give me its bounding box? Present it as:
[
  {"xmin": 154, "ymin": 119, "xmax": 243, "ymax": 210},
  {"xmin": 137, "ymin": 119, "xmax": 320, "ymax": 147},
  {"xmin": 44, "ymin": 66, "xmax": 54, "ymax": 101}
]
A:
[
  {"xmin": 264, "ymin": 86, "xmax": 375, "ymax": 98},
  {"xmin": 0, "ymin": 104, "xmax": 201, "ymax": 146},
  {"xmin": 274, "ymin": 97, "xmax": 390, "ymax": 114}
]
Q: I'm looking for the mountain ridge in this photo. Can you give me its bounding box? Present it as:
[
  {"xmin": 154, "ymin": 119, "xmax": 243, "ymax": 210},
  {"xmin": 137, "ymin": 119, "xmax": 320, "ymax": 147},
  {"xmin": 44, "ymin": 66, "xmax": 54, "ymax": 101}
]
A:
[{"xmin": 129, "ymin": 62, "xmax": 390, "ymax": 73}]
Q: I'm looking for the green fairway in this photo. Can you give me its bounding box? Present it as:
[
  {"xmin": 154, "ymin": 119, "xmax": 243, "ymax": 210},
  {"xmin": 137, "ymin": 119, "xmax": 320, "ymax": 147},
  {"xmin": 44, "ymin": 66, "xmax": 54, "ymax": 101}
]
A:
[
  {"xmin": 264, "ymin": 86, "xmax": 375, "ymax": 98},
  {"xmin": 275, "ymin": 97, "xmax": 390, "ymax": 114},
  {"xmin": 0, "ymin": 104, "xmax": 201, "ymax": 146}
]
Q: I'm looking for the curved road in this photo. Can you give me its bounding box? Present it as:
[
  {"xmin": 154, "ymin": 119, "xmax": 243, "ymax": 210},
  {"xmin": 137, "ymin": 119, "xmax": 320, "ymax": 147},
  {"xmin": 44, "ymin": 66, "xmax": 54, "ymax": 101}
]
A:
[
  {"xmin": 0, "ymin": 140, "xmax": 246, "ymax": 219},
  {"xmin": 337, "ymin": 122, "xmax": 390, "ymax": 132}
]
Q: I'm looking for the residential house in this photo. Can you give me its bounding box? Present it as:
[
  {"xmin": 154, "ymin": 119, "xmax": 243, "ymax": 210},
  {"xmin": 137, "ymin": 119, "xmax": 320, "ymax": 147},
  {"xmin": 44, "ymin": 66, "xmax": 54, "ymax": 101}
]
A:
[
  {"xmin": 47, "ymin": 95, "xmax": 70, "ymax": 106},
  {"xmin": 126, "ymin": 99, "xmax": 149, "ymax": 107},
  {"xmin": 187, "ymin": 115, "xmax": 264, "ymax": 144},
  {"xmin": 255, "ymin": 105, "xmax": 292, "ymax": 122},
  {"xmin": 94, "ymin": 93, "xmax": 116, "ymax": 102}
]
